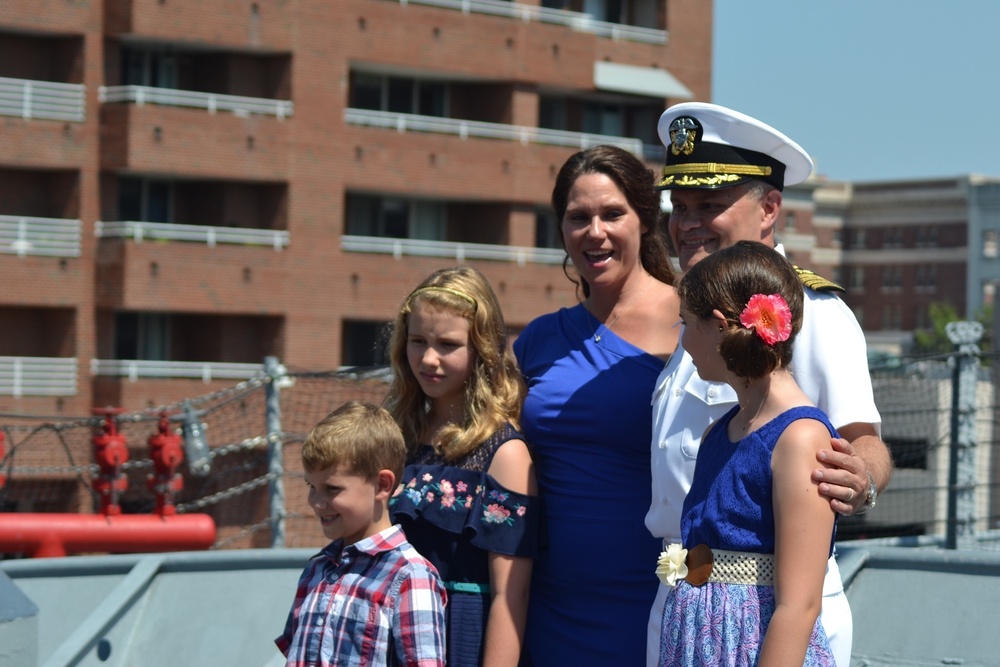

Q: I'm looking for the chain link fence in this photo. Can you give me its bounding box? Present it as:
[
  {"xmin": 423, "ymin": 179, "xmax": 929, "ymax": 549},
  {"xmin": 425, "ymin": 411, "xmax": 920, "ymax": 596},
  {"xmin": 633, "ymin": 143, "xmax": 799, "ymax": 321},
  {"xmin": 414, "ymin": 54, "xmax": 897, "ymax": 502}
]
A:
[{"xmin": 2, "ymin": 340, "xmax": 1000, "ymax": 557}]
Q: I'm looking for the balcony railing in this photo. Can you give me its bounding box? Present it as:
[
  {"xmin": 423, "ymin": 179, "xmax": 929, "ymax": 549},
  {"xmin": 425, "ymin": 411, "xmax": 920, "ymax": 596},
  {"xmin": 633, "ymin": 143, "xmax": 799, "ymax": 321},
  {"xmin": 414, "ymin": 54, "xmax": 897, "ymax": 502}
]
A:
[
  {"xmin": 342, "ymin": 235, "xmax": 565, "ymax": 265},
  {"xmin": 0, "ymin": 215, "xmax": 82, "ymax": 258},
  {"xmin": 96, "ymin": 221, "xmax": 289, "ymax": 251},
  {"xmin": 98, "ymin": 85, "xmax": 293, "ymax": 119},
  {"xmin": 0, "ymin": 77, "xmax": 86, "ymax": 122},
  {"xmin": 91, "ymin": 359, "xmax": 264, "ymax": 383},
  {"xmin": 0, "ymin": 357, "xmax": 78, "ymax": 397},
  {"xmin": 345, "ymin": 108, "xmax": 644, "ymax": 154},
  {"xmin": 394, "ymin": 0, "xmax": 667, "ymax": 44}
]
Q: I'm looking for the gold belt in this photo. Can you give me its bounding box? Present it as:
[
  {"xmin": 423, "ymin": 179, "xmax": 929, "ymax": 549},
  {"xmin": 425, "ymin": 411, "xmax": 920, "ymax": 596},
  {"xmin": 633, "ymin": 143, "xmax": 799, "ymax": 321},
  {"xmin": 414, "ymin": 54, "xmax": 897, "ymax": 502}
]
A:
[{"xmin": 681, "ymin": 544, "xmax": 775, "ymax": 586}]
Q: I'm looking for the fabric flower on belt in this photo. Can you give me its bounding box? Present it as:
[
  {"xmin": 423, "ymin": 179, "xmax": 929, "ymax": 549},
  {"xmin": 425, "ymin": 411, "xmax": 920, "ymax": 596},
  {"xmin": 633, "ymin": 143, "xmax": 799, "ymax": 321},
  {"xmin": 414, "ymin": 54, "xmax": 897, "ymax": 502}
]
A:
[
  {"xmin": 739, "ymin": 294, "xmax": 792, "ymax": 346},
  {"xmin": 656, "ymin": 543, "xmax": 689, "ymax": 588}
]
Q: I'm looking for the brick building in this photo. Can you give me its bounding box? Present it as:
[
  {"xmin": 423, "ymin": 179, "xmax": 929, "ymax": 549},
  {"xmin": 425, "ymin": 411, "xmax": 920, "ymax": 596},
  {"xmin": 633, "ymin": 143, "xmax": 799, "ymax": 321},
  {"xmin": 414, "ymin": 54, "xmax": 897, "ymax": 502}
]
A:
[{"xmin": 1, "ymin": 0, "xmax": 712, "ymax": 414}]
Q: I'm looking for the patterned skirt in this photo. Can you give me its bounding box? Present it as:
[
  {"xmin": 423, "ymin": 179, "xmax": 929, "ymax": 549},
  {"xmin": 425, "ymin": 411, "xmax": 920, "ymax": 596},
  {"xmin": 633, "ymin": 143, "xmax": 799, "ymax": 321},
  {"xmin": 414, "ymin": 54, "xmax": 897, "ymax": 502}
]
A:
[{"xmin": 658, "ymin": 581, "xmax": 836, "ymax": 667}]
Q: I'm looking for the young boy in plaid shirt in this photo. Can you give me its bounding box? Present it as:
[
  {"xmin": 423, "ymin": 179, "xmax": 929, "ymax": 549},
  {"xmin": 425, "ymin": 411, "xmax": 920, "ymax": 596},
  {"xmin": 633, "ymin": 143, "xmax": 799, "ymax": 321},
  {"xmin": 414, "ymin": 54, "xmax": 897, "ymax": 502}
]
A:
[{"xmin": 276, "ymin": 400, "xmax": 447, "ymax": 666}]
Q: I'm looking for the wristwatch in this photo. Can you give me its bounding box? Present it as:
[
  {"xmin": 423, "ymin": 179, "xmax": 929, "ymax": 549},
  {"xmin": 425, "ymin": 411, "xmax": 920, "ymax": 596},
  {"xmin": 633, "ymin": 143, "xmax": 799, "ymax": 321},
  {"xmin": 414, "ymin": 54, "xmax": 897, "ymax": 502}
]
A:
[{"xmin": 857, "ymin": 469, "xmax": 878, "ymax": 514}]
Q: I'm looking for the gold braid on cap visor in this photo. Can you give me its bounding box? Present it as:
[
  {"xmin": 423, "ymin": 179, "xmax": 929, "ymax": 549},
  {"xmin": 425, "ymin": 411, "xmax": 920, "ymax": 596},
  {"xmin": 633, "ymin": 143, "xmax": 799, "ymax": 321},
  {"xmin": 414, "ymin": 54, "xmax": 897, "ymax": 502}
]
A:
[
  {"xmin": 660, "ymin": 163, "xmax": 773, "ymax": 177},
  {"xmin": 658, "ymin": 163, "xmax": 773, "ymax": 188}
]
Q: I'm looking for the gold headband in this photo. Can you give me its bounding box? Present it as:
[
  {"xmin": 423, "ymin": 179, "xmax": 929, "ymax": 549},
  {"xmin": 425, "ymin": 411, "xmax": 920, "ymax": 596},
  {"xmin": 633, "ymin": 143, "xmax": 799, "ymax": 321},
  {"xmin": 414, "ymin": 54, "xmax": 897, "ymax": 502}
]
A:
[{"xmin": 407, "ymin": 286, "xmax": 478, "ymax": 312}]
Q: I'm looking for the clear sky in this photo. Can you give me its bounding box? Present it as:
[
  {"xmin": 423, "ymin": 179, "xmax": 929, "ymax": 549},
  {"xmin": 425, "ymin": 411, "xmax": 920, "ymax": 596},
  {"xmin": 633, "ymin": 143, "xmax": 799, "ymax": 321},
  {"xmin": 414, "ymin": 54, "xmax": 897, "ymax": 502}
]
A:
[{"xmin": 712, "ymin": 0, "xmax": 1000, "ymax": 183}]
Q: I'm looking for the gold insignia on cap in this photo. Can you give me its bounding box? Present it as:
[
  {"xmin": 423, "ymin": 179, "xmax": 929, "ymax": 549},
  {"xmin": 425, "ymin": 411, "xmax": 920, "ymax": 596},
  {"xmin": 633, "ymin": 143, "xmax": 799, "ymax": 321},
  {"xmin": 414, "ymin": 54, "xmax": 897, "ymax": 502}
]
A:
[
  {"xmin": 794, "ymin": 266, "xmax": 844, "ymax": 293},
  {"xmin": 669, "ymin": 117, "xmax": 698, "ymax": 156}
]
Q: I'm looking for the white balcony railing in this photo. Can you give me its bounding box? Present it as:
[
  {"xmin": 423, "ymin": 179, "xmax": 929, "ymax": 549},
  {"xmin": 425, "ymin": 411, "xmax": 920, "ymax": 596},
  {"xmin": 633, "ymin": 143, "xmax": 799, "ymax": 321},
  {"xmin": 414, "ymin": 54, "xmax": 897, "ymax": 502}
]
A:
[
  {"xmin": 0, "ymin": 357, "xmax": 78, "ymax": 397},
  {"xmin": 91, "ymin": 359, "xmax": 264, "ymax": 383},
  {"xmin": 0, "ymin": 215, "xmax": 82, "ymax": 258},
  {"xmin": 95, "ymin": 221, "xmax": 289, "ymax": 251},
  {"xmin": 345, "ymin": 108, "xmax": 644, "ymax": 155},
  {"xmin": 342, "ymin": 235, "xmax": 565, "ymax": 265},
  {"xmin": 0, "ymin": 77, "xmax": 86, "ymax": 122},
  {"xmin": 394, "ymin": 0, "xmax": 667, "ymax": 44},
  {"xmin": 98, "ymin": 85, "xmax": 293, "ymax": 119}
]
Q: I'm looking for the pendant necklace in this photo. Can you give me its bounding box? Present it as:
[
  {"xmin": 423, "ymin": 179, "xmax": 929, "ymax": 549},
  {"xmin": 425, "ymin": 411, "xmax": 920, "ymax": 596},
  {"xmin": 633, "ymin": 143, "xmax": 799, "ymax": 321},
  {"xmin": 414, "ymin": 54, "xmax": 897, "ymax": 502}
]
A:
[{"xmin": 589, "ymin": 275, "xmax": 653, "ymax": 343}]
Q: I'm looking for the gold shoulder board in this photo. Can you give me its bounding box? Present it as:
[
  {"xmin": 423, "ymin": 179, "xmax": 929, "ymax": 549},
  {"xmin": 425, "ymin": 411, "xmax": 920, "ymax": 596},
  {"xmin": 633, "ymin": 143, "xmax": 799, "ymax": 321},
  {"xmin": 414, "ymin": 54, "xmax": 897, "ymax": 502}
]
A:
[{"xmin": 793, "ymin": 266, "xmax": 845, "ymax": 293}]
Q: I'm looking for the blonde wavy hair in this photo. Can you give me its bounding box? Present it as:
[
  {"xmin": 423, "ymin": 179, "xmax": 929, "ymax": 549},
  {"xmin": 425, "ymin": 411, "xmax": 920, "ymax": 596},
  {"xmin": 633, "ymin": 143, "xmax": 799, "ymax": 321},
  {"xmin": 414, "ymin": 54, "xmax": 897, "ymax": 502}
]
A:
[{"xmin": 384, "ymin": 266, "xmax": 525, "ymax": 461}]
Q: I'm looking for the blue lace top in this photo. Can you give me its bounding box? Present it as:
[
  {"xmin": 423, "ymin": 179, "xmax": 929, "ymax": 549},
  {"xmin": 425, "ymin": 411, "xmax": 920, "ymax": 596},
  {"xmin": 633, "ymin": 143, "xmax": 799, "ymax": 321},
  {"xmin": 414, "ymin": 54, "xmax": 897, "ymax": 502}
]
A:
[{"xmin": 391, "ymin": 423, "xmax": 540, "ymax": 584}]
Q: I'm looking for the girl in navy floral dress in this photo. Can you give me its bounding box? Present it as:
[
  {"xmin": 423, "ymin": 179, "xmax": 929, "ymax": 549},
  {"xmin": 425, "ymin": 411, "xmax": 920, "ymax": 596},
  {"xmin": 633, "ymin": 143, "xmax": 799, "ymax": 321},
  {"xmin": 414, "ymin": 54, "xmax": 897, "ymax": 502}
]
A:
[
  {"xmin": 386, "ymin": 266, "xmax": 539, "ymax": 667},
  {"xmin": 658, "ymin": 242, "xmax": 838, "ymax": 667}
]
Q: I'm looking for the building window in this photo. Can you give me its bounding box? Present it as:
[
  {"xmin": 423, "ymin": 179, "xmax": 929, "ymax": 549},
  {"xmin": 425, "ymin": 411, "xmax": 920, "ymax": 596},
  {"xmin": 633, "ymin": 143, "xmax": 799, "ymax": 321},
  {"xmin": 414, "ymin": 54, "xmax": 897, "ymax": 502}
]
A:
[
  {"xmin": 115, "ymin": 312, "xmax": 170, "ymax": 360},
  {"xmin": 881, "ymin": 265, "xmax": 902, "ymax": 291},
  {"xmin": 119, "ymin": 178, "xmax": 172, "ymax": 222},
  {"xmin": 984, "ymin": 229, "xmax": 999, "ymax": 258},
  {"xmin": 915, "ymin": 264, "xmax": 937, "ymax": 292},
  {"xmin": 536, "ymin": 209, "xmax": 561, "ymax": 249},
  {"xmin": 851, "ymin": 229, "xmax": 866, "ymax": 249},
  {"xmin": 345, "ymin": 194, "xmax": 445, "ymax": 240},
  {"xmin": 916, "ymin": 225, "xmax": 938, "ymax": 248},
  {"xmin": 341, "ymin": 320, "xmax": 390, "ymax": 367},
  {"xmin": 983, "ymin": 281, "xmax": 997, "ymax": 308},
  {"xmin": 785, "ymin": 212, "xmax": 796, "ymax": 232},
  {"xmin": 121, "ymin": 48, "xmax": 178, "ymax": 88},
  {"xmin": 538, "ymin": 97, "xmax": 567, "ymax": 131},
  {"xmin": 849, "ymin": 266, "xmax": 865, "ymax": 291},
  {"xmin": 582, "ymin": 102, "xmax": 624, "ymax": 137},
  {"xmin": 881, "ymin": 304, "xmax": 902, "ymax": 330},
  {"xmin": 349, "ymin": 73, "xmax": 447, "ymax": 117},
  {"xmin": 883, "ymin": 226, "xmax": 902, "ymax": 248}
]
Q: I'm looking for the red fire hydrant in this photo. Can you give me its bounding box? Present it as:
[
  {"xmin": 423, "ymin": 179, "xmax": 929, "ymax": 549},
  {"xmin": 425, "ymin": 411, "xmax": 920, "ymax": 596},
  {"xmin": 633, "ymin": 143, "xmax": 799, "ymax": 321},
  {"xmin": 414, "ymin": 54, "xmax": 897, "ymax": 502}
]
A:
[
  {"xmin": 147, "ymin": 414, "xmax": 184, "ymax": 516},
  {"xmin": 91, "ymin": 408, "xmax": 129, "ymax": 516}
]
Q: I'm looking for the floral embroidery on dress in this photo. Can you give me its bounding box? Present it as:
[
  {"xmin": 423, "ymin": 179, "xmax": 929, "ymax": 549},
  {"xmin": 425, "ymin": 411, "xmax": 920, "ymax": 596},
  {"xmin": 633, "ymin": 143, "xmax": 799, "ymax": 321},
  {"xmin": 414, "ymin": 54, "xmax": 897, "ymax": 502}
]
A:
[{"xmin": 403, "ymin": 473, "xmax": 528, "ymax": 526}]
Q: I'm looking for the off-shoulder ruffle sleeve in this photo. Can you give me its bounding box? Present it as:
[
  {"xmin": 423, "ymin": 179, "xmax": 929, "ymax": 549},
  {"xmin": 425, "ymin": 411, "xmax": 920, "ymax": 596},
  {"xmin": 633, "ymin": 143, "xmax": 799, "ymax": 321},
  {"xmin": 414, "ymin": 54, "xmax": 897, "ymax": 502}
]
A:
[{"xmin": 393, "ymin": 463, "xmax": 540, "ymax": 558}]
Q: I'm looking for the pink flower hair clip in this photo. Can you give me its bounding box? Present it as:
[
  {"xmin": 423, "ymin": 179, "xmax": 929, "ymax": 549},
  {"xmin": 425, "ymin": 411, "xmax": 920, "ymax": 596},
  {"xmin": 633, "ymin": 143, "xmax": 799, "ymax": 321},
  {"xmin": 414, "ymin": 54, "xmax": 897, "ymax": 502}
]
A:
[{"xmin": 739, "ymin": 294, "xmax": 792, "ymax": 346}]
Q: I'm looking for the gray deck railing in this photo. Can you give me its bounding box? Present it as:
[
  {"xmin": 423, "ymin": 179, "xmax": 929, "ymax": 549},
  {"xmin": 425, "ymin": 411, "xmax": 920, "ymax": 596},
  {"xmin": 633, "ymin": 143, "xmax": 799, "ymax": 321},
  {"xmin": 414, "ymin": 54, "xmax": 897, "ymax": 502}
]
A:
[
  {"xmin": 393, "ymin": 0, "xmax": 667, "ymax": 44},
  {"xmin": 0, "ymin": 357, "xmax": 78, "ymax": 397},
  {"xmin": 0, "ymin": 76, "xmax": 86, "ymax": 122},
  {"xmin": 341, "ymin": 234, "xmax": 565, "ymax": 265},
  {"xmin": 90, "ymin": 359, "xmax": 265, "ymax": 383},
  {"xmin": 95, "ymin": 221, "xmax": 289, "ymax": 251},
  {"xmin": 344, "ymin": 108, "xmax": 644, "ymax": 154},
  {"xmin": 98, "ymin": 85, "xmax": 293, "ymax": 119},
  {"xmin": 0, "ymin": 215, "xmax": 82, "ymax": 258}
]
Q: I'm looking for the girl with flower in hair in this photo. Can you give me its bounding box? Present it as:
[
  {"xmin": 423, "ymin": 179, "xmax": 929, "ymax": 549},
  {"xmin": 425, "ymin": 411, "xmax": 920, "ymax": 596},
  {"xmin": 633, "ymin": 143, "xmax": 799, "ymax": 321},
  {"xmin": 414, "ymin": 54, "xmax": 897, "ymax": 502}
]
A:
[
  {"xmin": 386, "ymin": 266, "xmax": 538, "ymax": 667},
  {"xmin": 658, "ymin": 240, "xmax": 838, "ymax": 666}
]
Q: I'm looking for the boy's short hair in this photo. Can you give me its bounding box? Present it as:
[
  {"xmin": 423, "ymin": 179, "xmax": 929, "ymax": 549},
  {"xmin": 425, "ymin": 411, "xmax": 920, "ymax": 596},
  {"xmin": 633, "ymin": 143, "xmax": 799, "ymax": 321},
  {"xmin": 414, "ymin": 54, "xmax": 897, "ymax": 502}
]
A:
[{"xmin": 301, "ymin": 400, "xmax": 406, "ymax": 481}]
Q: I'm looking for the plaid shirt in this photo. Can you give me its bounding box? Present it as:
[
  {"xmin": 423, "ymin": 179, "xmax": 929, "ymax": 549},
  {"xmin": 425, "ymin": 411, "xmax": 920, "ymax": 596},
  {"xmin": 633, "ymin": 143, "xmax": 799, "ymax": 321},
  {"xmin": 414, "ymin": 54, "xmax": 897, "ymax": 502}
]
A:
[{"xmin": 276, "ymin": 525, "xmax": 447, "ymax": 667}]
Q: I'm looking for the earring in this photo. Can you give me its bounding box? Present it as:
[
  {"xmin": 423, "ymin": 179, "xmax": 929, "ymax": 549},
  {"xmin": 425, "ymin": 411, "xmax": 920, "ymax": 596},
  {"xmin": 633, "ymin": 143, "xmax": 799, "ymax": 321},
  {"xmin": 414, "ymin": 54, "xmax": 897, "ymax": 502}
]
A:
[{"xmin": 718, "ymin": 326, "xmax": 724, "ymax": 332}]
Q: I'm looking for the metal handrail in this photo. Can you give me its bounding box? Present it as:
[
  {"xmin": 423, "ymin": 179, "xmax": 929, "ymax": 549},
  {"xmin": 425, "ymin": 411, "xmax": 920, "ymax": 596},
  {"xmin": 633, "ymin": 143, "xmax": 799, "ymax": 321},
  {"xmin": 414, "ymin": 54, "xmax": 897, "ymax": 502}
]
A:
[
  {"xmin": 96, "ymin": 220, "xmax": 289, "ymax": 251},
  {"xmin": 344, "ymin": 108, "xmax": 644, "ymax": 154},
  {"xmin": 341, "ymin": 234, "xmax": 565, "ymax": 265},
  {"xmin": 0, "ymin": 76, "xmax": 86, "ymax": 122},
  {"xmin": 0, "ymin": 357, "xmax": 78, "ymax": 397},
  {"xmin": 90, "ymin": 359, "xmax": 264, "ymax": 383},
  {"xmin": 98, "ymin": 85, "xmax": 294, "ymax": 119},
  {"xmin": 394, "ymin": 0, "xmax": 667, "ymax": 44},
  {"xmin": 0, "ymin": 215, "xmax": 82, "ymax": 258}
]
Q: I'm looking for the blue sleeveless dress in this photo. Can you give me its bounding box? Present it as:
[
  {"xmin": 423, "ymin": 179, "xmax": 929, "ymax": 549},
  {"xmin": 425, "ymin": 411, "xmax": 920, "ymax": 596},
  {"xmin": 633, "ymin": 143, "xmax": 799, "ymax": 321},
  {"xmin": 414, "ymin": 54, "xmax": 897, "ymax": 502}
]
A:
[
  {"xmin": 515, "ymin": 304, "xmax": 666, "ymax": 666},
  {"xmin": 392, "ymin": 423, "xmax": 540, "ymax": 667},
  {"xmin": 659, "ymin": 406, "xmax": 838, "ymax": 667}
]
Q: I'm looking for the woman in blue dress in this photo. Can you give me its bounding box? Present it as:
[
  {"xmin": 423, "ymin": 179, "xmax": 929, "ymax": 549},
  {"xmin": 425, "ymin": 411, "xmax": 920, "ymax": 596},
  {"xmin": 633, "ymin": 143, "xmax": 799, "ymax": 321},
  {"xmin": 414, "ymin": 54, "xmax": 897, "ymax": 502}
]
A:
[
  {"xmin": 658, "ymin": 241, "xmax": 837, "ymax": 666},
  {"xmin": 387, "ymin": 266, "xmax": 539, "ymax": 666},
  {"xmin": 514, "ymin": 145, "xmax": 681, "ymax": 665}
]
